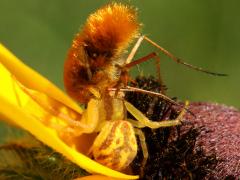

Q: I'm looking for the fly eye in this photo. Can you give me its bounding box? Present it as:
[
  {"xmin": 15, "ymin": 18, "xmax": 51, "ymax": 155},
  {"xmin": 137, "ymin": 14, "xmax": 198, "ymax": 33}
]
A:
[
  {"xmin": 87, "ymin": 50, "xmax": 99, "ymax": 60},
  {"xmin": 103, "ymin": 51, "xmax": 112, "ymax": 58},
  {"xmin": 92, "ymin": 53, "xmax": 98, "ymax": 58},
  {"xmin": 84, "ymin": 44, "xmax": 99, "ymax": 60}
]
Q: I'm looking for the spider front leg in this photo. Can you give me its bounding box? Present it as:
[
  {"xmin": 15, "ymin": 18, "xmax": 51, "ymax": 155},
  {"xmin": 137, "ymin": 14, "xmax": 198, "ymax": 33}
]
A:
[
  {"xmin": 125, "ymin": 100, "xmax": 189, "ymax": 129},
  {"xmin": 54, "ymin": 98, "xmax": 102, "ymax": 145},
  {"xmin": 14, "ymin": 77, "xmax": 101, "ymax": 137},
  {"xmin": 126, "ymin": 100, "xmax": 189, "ymax": 176}
]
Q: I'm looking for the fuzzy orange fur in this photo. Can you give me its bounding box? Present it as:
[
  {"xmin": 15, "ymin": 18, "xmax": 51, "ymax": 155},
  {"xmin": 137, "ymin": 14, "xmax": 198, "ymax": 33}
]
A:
[
  {"xmin": 82, "ymin": 3, "xmax": 140, "ymax": 54},
  {"xmin": 64, "ymin": 3, "xmax": 141, "ymax": 104}
]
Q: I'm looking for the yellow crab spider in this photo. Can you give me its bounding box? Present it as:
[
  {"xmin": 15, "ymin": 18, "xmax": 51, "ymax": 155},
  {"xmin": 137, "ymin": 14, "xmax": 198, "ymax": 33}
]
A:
[{"xmin": 18, "ymin": 81, "xmax": 189, "ymax": 172}]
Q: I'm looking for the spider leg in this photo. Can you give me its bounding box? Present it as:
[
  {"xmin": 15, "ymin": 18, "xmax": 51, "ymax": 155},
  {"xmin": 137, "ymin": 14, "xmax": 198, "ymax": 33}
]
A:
[
  {"xmin": 125, "ymin": 100, "xmax": 189, "ymax": 129},
  {"xmin": 134, "ymin": 128, "xmax": 148, "ymax": 177},
  {"xmin": 13, "ymin": 75, "xmax": 100, "ymax": 136}
]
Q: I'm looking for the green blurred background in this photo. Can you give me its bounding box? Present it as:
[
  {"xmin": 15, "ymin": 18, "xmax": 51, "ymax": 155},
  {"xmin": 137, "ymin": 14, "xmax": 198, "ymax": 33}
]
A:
[{"xmin": 1, "ymin": 0, "xmax": 239, "ymax": 108}]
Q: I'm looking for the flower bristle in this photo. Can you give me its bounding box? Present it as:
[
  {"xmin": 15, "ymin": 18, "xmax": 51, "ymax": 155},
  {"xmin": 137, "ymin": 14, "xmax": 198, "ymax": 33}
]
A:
[
  {"xmin": 125, "ymin": 75, "xmax": 219, "ymax": 179},
  {"xmin": 0, "ymin": 127, "xmax": 88, "ymax": 180}
]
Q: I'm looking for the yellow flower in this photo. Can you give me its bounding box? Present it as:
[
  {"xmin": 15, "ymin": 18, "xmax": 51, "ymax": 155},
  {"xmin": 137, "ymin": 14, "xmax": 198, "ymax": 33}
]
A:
[{"xmin": 0, "ymin": 44, "xmax": 138, "ymax": 180}]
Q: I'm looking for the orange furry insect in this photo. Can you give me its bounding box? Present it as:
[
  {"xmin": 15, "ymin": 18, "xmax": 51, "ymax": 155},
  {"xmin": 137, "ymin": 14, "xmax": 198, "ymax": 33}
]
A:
[
  {"xmin": 64, "ymin": 3, "xmax": 226, "ymax": 105},
  {"xmin": 64, "ymin": 3, "xmax": 140, "ymax": 104}
]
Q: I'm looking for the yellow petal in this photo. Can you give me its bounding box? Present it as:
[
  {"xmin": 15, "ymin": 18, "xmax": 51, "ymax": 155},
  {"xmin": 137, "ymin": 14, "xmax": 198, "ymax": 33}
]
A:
[
  {"xmin": 0, "ymin": 45, "xmax": 139, "ymax": 179},
  {"xmin": 75, "ymin": 175, "xmax": 123, "ymax": 180},
  {"xmin": 0, "ymin": 43, "xmax": 82, "ymax": 114}
]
